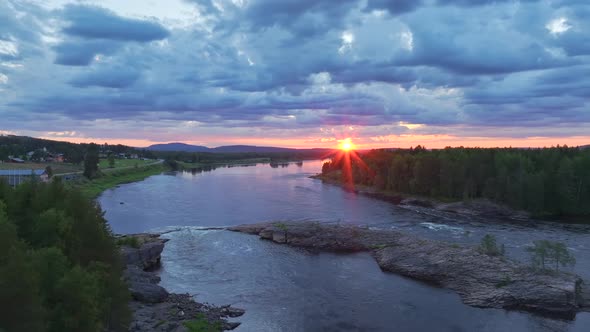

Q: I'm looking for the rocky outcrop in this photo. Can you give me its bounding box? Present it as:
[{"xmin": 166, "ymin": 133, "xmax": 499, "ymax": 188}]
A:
[
  {"xmin": 229, "ymin": 221, "xmax": 588, "ymax": 318},
  {"xmin": 433, "ymin": 199, "xmax": 530, "ymax": 219},
  {"xmin": 120, "ymin": 234, "xmax": 244, "ymax": 331},
  {"xmin": 119, "ymin": 234, "xmax": 167, "ymax": 270},
  {"xmin": 129, "ymin": 294, "xmax": 244, "ymax": 332}
]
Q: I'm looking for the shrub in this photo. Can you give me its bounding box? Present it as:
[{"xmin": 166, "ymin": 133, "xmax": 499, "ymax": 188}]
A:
[
  {"xmin": 527, "ymin": 240, "xmax": 576, "ymax": 272},
  {"xmin": 478, "ymin": 234, "xmax": 504, "ymax": 256},
  {"xmin": 116, "ymin": 236, "xmax": 141, "ymax": 248},
  {"xmin": 183, "ymin": 314, "xmax": 222, "ymax": 332}
]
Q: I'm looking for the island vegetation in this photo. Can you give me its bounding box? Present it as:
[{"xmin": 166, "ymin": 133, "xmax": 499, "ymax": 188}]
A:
[{"xmin": 321, "ymin": 146, "xmax": 590, "ymax": 219}]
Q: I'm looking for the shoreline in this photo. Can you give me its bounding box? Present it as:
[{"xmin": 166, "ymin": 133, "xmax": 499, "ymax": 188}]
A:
[
  {"xmin": 68, "ymin": 163, "xmax": 166, "ymax": 198},
  {"xmin": 118, "ymin": 233, "xmax": 245, "ymax": 331},
  {"xmin": 311, "ymin": 174, "xmax": 536, "ymax": 221},
  {"xmin": 229, "ymin": 221, "xmax": 590, "ymax": 319}
]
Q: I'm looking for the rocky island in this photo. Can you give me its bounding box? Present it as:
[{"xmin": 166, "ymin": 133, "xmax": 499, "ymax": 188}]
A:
[
  {"xmin": 118, "ymin": 234, "xmax": 245, "ymax": 331},
  {"xmin": 229, "ymin": 221, "xmax": 590, "ymax": 318}
]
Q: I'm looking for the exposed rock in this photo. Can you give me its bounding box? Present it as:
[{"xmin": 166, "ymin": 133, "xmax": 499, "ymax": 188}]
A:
[
  {"xmin": 120, "ymin": 234, "xmax": 245, "ymax": 331},
  {"xmin": 129, "ymin": 281, "xmax": 169, "ymax": 303},
  {"xmin": 436, "ymin": 199, "xmax": 530, "ymax": 219},
  {"xmin": 124, "ymin": 265, "xmax": 161, "ymax": 284},
  {"xmin": 129, "ymin": 294, "xmax": 244, "ymax": 332},
  {"xmin": 220, "ymin": 306, "xmax": 246, "ymax": 318},
  {"xmin": 229, "ymin": 221, "xmax": 588, "ymax": 318},
  {"xmin": 312, "ymin": 175, "xmax": 529, "ymax": 220},
  {"xmin": 119, "ymin": 234, "xmax": 167, "ymax": 270},
  {"xmin": 400, "ymin": 197, "xmax": 434, "ymax": 208}
]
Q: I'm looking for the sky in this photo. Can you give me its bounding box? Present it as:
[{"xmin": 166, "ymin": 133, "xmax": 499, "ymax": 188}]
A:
[{"xmin": 1, "ymin": 0, "xmax": 589, "ymax": 149}]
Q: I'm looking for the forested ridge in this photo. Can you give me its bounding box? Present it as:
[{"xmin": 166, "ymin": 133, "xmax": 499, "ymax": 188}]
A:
[
  {"xmin": 0, "ymin": 179, "xmax": 130, "ymax": 332},
  {"xmin": 322, "ymin": 146, "xmax": 590, "ymax": 218}
]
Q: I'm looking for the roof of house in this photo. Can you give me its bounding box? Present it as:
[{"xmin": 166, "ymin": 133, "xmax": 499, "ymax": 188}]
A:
[
  {"xmin": 0, "ymin": 169, "xmax": 46, "ymax": 176},
  {"xmin": 8, "ymin": 157, "xmax": 25, "ymax": 162}
]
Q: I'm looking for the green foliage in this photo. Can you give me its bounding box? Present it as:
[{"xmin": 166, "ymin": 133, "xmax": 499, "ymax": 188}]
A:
[
  {"xmin": 0, "ymin": 181, "xmax": 131, "ymax": 332},
  {"xmin": 0, "ymin": 212, "xmax": 45, "ymax": 332},
  {"xmin": 274, "ymin": 222, "xmax": 288, "ymax": 232},
  {"xmin": 71, "ymin": 164, "xmax": 164, "ymax": 198},
  {"xmin": 527, "ymin": 240, "xmax": 576, "ymax": 272},
  {"xmin": 274, "ymin": 222, "xmax": 289, "ymax": 242},
  {"xmin": 116, "ymin": 236, "xmax": 141, "ymax": 248},
  {"xmin": 322, "ymin": 146, "xmax": 590, "ymax": 218},
  {"xmin": 478, "ymin": 234, "xmax": 504, "ymax": 256},
  {"xmin": 108, "ymin": 154, "xmax": 116, "ymax": 168},
  {"xmin": 45, "ymin": 165, "xmax": 53, "ymax": 178},
  {"xmin": 183, "ymin": 314, "xmax": 222, "ymax": 332},
  {"xmin": 83, "ymin": 143, "xmax": 100, "ymax": 179}
]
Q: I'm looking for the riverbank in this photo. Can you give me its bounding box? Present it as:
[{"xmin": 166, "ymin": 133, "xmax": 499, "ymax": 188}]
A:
[
  {"xmin": 311, "ymin": 173, "xmax": 532, "ymax": 220},
  {"xmin": 119, "ymin": 233, "xmax": 244, "ymax": 331},
  {"xmin": 69, "ymin": 163, "xmax": 165, "ymax": 198},
  {"xmin": 229, "ymin": 221, "xmax": 590, "ymax": 318}
]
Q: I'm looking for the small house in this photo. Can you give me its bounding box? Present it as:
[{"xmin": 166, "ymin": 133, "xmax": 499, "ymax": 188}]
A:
[{"xmin": 7, "ymin": 156, "xmax": 25, "ymax": 163}]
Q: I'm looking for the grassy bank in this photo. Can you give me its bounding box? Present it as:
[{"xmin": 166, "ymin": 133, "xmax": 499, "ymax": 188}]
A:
[
  {"xmin": 69, "ymin": 163, "xmax": 165, "ymax": 198},
  {"xmin": 98, "ymin": 158, "xmax": 154, "ymax": 169},
  {"xmin": 177, "ymin": 157, "xmax": 271, "ymax": 169}
]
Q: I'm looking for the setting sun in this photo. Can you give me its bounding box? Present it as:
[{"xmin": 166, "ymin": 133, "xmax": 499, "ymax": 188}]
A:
[{"xmin": 339, "ymin": 138, "xmax": 355, "ymax": 151}]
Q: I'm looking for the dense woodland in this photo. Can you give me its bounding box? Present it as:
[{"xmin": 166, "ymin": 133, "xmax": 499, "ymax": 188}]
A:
[
  {"xmin": 322, "ymin": 146, "xmax": 590, "ymax": 218},
  {"xmin": 0, "ymin": 179, "xmax": 130, "ymax": 332}
]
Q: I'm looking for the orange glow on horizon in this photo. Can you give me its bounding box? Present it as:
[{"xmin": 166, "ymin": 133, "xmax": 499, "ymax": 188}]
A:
[{"xmin": 38, "ymin": 134, "xmax": 590, "ymax": 150}]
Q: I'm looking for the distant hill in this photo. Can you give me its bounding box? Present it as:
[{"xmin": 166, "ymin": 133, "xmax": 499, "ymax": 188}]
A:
[
  {"xmin": 147, "ymin": 143, "xmax": 309, "ymax": 153},
  {"xmin": 146, "ymin": 143, "xmax": 210, "ymax": 152},
  {"xmin": 211, "ymin": 145, "xmax": 297, "ymax": 153}
]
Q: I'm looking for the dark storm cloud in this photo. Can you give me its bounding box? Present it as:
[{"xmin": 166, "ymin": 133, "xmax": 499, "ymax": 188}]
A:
[
  {"xmin": 365, "ymin": 0, "xmax": 424, "ymax": 14},
  {"xmin": 436, "ymin": 0, "xmax": 539, "ymax": 6},
  {"xmin": 69, "ymin": 66, "xmax": 141, "ymax": 88},
  {"xmin": 53, "ymin": 40, "xmax": 122, "ymax": 66},
  {"xmin": 61, "ymin": 5, "xmax": 170, "ymax": 42}
]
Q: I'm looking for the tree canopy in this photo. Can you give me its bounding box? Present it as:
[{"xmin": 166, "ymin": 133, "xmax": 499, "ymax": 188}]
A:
[
  {"xmin": 322, "ymin": 146, "xmax": 590, "ymax": 218},
  {"xmin": 0, "ymin": 179, "xmax": 130, "ymax": 332}
]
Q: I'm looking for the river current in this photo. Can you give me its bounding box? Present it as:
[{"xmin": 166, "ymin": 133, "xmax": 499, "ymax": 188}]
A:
[{"xmin": 99, "ymin": 160, "xmax": 590, "ymax": 331}]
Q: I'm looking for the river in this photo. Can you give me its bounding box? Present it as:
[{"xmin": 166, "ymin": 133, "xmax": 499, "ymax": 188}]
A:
[{"xmin": 99, "ymin": 160, "xmax": 590, "ymax": 331}]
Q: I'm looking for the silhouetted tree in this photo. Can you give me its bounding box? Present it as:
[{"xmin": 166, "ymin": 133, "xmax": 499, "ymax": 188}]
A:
[{"xmin": 83, "ymin": 143, "xmax": 100, "ymax": 179}]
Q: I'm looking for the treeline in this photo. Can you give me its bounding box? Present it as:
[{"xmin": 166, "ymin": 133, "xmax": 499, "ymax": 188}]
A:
[
  {"xmin": 157, "ymin": 150, "xmax": 333, "ymax": 165},
  {"xmin": 0, "ymin": 135, "xmax": 155, "ymax": 164},
  {"xmin": 322, "ymin": 146, "xmax": 590, "ymax": 217},
  {"xmin": 0, "ymin": 179, "xmax": 130, "ymax": 331},
  {"xmin": 1, "ymin": 135, "xmax": 333, "ymax": 165}
]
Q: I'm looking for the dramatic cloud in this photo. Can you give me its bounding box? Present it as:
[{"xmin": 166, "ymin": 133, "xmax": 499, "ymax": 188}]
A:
[
  {"xmin": 61, "ymin": 5, "xmax": 170, "ymax": 42},
  {"xmin": 0, "ymin": 0, "xmax": 589, "ymax": 148}
]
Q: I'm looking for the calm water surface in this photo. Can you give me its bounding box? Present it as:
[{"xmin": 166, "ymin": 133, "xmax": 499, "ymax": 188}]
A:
[{"xmin": 100, "ymin": 160, "xmax": 590, "ymax": 331}]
